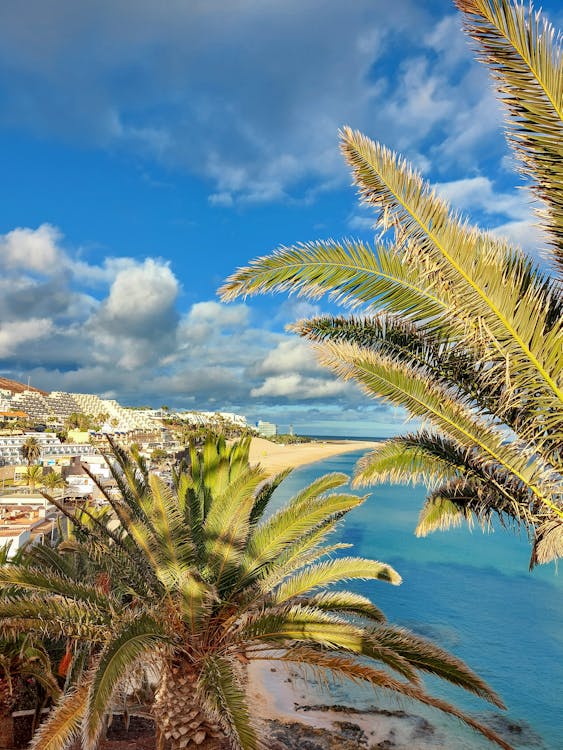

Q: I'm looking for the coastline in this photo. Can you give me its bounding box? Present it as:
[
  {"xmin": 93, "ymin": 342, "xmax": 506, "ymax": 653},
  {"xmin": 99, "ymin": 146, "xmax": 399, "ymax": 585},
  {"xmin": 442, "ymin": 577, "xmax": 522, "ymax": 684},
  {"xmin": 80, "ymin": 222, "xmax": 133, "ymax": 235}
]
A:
[
  {"xmin": 245, "ymin": 438, "xmax": 449, "ymax": 750},
  {"xmin": 246, "ymin": 660, "xmax": 450, "ymax": 750},
  {"xmin": 248, "ymin": 436, "xmax": 378, "ymax": 476}
]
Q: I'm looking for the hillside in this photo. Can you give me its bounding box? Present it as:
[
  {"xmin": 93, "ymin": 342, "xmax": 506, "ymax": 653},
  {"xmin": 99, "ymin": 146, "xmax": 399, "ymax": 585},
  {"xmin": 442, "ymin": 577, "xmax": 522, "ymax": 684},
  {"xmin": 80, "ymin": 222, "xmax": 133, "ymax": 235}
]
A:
[{"xmin": 0, "ymin": 377, "xmax": 48, "ymax": 395}]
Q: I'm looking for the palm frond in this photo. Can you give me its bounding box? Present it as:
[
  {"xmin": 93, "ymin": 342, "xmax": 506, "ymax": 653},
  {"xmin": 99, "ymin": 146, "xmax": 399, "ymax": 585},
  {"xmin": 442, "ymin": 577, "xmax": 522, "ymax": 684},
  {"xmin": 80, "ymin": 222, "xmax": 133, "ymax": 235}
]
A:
[
  {"xmin": 339, "ymin": 126, "xmax": 563, "ymax": 418},
  {"xmin": 269, "ymin": 648, "xmax": 512, "ymax": 750},
  {"xmin": 355, "ymin": 432, "xmax": 540, "ymax": 527},
  {"xmin": 84, "ymin": 616, "xmax": 168, "ymax": 750},
  {"xmin": 272, "ymin": 557, "xmax": 401, "ymax": 603},
  {"xmin": 249, "ymin": 468, "xmax": 293, "ymax": 526},
  {"xmin": 0, "ymin": 598, "xmax": 109, "ymax": 642},
  {"xmin": 371, "ymin": 625, "xmax": 504, "ymax": 707},
  {"xmin": 530, "ymin": 518, "xmax": 563, "ymax": 566},
  {"xmin": 219, "ymin": 237, "xmax": 450, "ymax": 322},
  {"xmin": 317, "ymin": 341, "xmax": 562, "ymax": 519},
  {"xmin": 304, "ymin": 590, "xmax": 386, "ymax": 623},
  {"xmin": 203, "ymin": 466, "xmax": 266, "ymax": 590},
  {"xmin": 198, "ymin": 655, "xmax": 258, "ymax": 750},
  {"xmin": 295, "ymin": 314, "xmax": 546, "ymax": 445},
  {"xmin": 29, "ymin": 683, "xmax": 89, "ymax": 750},
  {"xmin": 0, "ymin": 565, "xmax": 116, "ymax": 610},
  {"xmin": 146, "ymin": 473, "xmax": 197, "ymax": 577},
  {"xmin": 455, "ymin": 0, "xmax": 563, "ymax": 268},
  {"xmin": 242, "ymin": 490, "xmax": 365, "ymax": 585},
  {"xmin": 255, "ymin": 539, "xmax": 352, "ymax": 595}
]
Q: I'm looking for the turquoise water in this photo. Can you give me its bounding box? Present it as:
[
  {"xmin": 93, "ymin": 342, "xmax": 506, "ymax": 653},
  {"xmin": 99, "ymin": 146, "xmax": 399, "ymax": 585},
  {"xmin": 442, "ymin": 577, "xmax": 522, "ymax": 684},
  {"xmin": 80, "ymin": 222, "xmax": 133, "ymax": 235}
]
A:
[{"xmin": 270, "ymin": 449, "xmax": 563, "ymax": 750}]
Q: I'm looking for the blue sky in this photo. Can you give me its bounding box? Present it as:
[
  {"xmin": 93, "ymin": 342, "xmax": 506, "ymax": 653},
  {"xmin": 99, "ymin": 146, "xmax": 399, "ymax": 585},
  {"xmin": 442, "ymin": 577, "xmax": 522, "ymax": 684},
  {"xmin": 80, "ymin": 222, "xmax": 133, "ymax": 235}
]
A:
[{"xmin": 0, "ymin": 0, "xmax": 561, "ymax": 436}]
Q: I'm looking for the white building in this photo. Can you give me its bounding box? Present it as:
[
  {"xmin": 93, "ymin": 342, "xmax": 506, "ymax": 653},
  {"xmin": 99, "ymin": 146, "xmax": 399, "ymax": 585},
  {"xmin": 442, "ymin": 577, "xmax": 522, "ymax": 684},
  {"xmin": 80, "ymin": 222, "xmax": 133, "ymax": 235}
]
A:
[
  {"xmin": 257, "ymin": 420, "xmax": 277, "ymax": 437},
  {"xmin": 0, "ymin": 502, "xmax": 60, "ymax": 558}
]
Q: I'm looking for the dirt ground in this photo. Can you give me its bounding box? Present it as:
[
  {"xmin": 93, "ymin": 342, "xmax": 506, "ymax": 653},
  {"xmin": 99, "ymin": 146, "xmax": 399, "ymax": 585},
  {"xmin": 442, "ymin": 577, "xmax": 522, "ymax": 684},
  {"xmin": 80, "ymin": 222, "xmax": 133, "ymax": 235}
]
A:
[{"xmin": 71, "ymin": 717, "xmax": 156, "ymax": 750}]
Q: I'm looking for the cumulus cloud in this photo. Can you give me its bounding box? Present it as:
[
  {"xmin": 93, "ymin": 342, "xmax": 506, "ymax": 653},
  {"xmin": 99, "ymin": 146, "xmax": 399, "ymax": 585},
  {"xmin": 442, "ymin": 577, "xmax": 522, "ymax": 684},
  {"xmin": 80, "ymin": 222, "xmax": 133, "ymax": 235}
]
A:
[
  {"xmin": 101, "ymin": 259, "xmax": 178, "ymax": 330},
  {"xmin": 256, "ymin": 339, "xmax": 320, "ymax": 376},
  {"xmin": 0, "ymin": 222, "xmax": 362, "ymax": 415},
  {"xmin": 0, "ymin": 223, "xmax": 413, "ymax": 430},
  {"xmin": 0, "ymin": 224, "xmax": 63, "ymax": 273},
  {"xmin": 0, "ymin": 224, "xmax": 183, "ymax": 373},
  {"xmin": 88, "ymin": 259, "xmax": 180, "ymax": 369}
]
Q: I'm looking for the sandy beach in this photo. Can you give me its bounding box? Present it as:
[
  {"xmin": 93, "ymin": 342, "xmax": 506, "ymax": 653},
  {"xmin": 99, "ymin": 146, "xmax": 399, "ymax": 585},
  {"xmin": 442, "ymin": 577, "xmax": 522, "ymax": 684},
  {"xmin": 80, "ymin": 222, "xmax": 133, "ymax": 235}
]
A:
[
  {"xmin": 248, "ymin": 436, "xmax": 378, "ymax": 476},
  {"xmin": 246, "ymin": 660, "xmax": 450, "ymax": 750}
]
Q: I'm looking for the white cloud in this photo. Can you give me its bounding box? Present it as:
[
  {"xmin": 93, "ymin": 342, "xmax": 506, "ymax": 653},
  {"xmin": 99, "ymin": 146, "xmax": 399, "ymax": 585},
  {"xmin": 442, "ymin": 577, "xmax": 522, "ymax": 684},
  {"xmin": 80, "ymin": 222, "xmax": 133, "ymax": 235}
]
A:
[
  {"xmin": 424, "ymin": 15, "xmax": 471, "ymax": 68},
  {"xmin": 251, "ymin": 373, "xmax": 347, "ymax": 399},
  {"xmin": 435, "ymin": 176, "xmax": 531, "ymax": 218},
  {"xmin": 101, "ymin": 259, "xmax": 179, "ymax": 330},
  {"xmin": 0, "ymin": 224, "xmax": 63, "ymax": 273},
  {"xmin": 185, "ymin": 300, "xmax": 249, "ymax": 328},
  {"xmin": 257, "ymin": 339, "xmax": 320, "ymax": 376},
  {"xmin": 89, "ymin": 259, "xmax": 181, "ymax": 369},
  {"xmin": 179, "ymin": 301, "xmax": 250, "ymax": 346},
  {"xmin": 490, "ymin": 219, "xmax": 546, "ymax": 252}
]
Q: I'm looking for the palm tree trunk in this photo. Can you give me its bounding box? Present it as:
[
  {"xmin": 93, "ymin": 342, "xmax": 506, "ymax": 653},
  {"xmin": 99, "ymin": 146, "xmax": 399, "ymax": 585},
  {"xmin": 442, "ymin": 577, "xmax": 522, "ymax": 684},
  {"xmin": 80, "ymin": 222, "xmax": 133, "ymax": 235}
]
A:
[{"xmin": 153, "ymin": 663, "xmax": 227, "ymax": 750}]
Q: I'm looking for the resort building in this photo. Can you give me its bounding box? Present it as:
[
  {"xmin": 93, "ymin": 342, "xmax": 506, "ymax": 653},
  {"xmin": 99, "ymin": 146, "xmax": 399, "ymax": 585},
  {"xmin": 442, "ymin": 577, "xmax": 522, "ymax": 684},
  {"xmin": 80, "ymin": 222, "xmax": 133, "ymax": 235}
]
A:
[
  {"xmin": 0, "ymin": 432, "xmax": 99, "ymax": 467},
  {"xmin": 0, "ymin": 501, "xmax": 61, "ymax": 558},
  {"xmin": 62, "ymin": 455, "xmax": 112, "ymax": 499},
  {"xmin": 256, "ymin": 420, "xmax": 277, "ymax": 437}
]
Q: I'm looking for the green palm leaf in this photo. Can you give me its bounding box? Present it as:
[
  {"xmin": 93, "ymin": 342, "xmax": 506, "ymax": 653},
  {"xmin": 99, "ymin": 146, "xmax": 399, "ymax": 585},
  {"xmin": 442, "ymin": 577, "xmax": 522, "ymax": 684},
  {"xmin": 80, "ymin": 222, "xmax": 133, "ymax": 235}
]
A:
[
  {"xmin": 220, "ymin": 237, "xmax": 451, "ymax": 323},
  {"xmin": 199, "ymin": 655, "xmax": 258, "ymax": 750},
  {"xmin": 306, "ymin": 590, "xmax": 386, "ymax": 622},
  {"xmin": 455, "ymin": 0, "xmax": 563, "ymax": 267},
  {"xmin": 272, "ymin": 557, "xmax": 401, "ymax": 603},
  {"xmin": 84, "ymin": 616, "xmax": 168, "ymax": 750},
  {"xmin": 339, "ymin": 126, "xmax": 563, "ymax": 416},
  {"xmin": 317, "ymin": 341, "xmax": 561, "ymax": 517}
]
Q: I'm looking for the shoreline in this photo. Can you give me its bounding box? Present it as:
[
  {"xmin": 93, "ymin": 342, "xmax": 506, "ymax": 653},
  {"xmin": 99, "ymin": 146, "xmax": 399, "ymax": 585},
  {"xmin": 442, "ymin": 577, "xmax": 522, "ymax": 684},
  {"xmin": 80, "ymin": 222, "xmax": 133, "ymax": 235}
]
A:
[
  {"xmin": 248, "ymin": 436, "xmax": 378, "ymax": 476},
  {"xmin": 246, "ymin": 661, "xmax": 528, "ymax": 750},
  {"xmin": 246, "ymin": 660, "xmax": 449, "ymax": 750}
]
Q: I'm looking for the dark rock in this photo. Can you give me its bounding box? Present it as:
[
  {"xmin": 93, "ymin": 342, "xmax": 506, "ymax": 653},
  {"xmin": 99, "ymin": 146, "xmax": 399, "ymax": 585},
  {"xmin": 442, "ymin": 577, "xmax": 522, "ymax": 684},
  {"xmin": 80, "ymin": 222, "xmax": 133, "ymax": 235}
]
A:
[
  {"xmin": 481, "ymin": 713, "xmax": 546, "ymax": 748},
  {"xmin": 411, "ymin": 716, "xmax": 435, "ymax": 739},
  {"xmin": 333, "ymin": 720, "xmax": 368, "ymax": 745},
  {"xmin": 266, "ymin": 719, "xmax": 368, "ymax": 750}
]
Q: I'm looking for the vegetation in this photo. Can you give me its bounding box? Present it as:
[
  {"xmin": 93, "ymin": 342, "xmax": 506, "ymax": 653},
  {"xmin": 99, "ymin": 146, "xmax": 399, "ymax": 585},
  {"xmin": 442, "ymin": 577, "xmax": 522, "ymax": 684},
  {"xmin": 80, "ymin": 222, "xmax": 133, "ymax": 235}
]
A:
[
  {"xmin": 0, "ymin": 634, "xmax": 60, "ymax": 723},
  {"xmin": 150, "ymin": 447, "xmax": 169, "ymax": 463},
  {"xmin": 41, "ymin": 471, "xmax": 66, "ymax": 494},
  {"xmin": 65, "ymin": 413, "xmax": 98, "ymax": 432},
  {"xmin": 22, "ymin": 466, "xmax": 44, "ymax": 493},
  {"xmin": 164, "ymin": 416, "xmax": 255, "ymax": 446},
  {"xmin": 0, "ymin": 546, "xmax": 61, "ymax": 738},
  {"xmin": 20, "ymin": 437, "xmax": 41, "ymax": 467},
  {"xmin": 0, "ymin": 438, "xmax": 510, "ymax": 750},
  {"xmin": 220, "ymin": 0, "xmax": 563, "ymax": 567},
  {"xmin": 267, "ymin": 433, "xmax": 313, "ymax": 445}
]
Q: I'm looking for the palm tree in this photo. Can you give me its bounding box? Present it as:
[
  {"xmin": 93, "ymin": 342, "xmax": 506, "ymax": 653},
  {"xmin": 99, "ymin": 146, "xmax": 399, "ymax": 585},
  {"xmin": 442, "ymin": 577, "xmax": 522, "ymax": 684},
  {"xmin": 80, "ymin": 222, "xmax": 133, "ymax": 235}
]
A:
[
  {"xmin": 22, "ymin": 465, "xmax": 44, "ymax": 493},
  {"xmin": 0, "ymin": 546, "xmax": 61, "ymax": 744},
  {"xmin": 0, "ymin": 635, "xmax": 60, "ymax": 721},
  {"xmin": 20, "ymin": 437, "xmax": 41, "ymax": 466},
  {"xmin": 0, "ymin": 438, "xmax": 510, "ymax": 750},
  {"xmin": 41, "ymin": 472, "xmax": 67, "ymax": 510},
  {"xmin": 220, "ymin": 0, "xmax": 563, "ymax": 567},
  {"xmin": 41, "ymin": 471, "xmax": 66, "ymax": 495}
]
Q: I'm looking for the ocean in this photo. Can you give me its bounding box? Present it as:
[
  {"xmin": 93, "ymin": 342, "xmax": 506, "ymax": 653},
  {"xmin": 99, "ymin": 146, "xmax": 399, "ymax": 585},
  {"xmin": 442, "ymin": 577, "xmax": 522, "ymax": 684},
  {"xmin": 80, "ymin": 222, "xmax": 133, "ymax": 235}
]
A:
[{"xmin": 269, "ymin": 448, "xmax": 563, "ymax": 750}]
